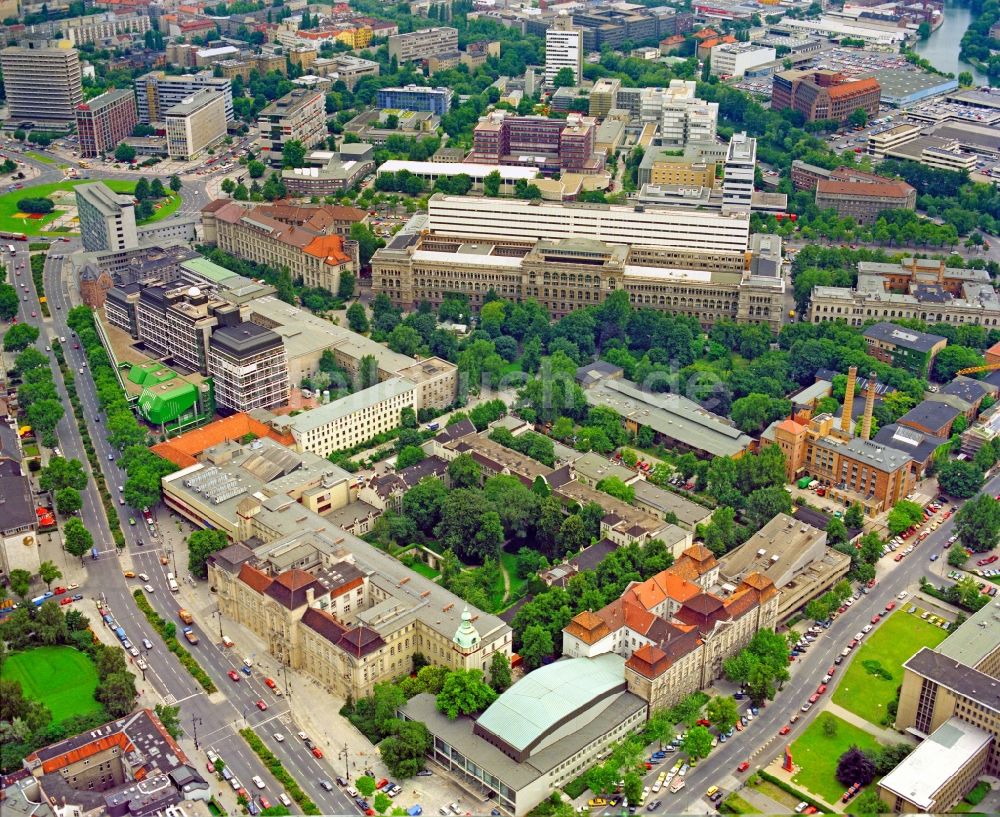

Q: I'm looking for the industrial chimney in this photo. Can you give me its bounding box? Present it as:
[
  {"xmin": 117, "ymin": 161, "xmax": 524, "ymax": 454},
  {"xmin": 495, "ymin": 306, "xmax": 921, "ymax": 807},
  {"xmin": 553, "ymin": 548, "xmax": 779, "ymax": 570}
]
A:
[
  {"xmin": 861, "ymin": 371, "xmax": 877, "ymax": 440},
  {"xmin": 841, "ymin": 366, "xmax": 857, "ymax": 434}
]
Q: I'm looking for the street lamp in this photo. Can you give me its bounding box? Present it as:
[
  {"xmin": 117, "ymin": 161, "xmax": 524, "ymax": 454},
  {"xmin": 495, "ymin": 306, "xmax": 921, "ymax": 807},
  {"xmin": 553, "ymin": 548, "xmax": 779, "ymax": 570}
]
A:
[{"xmin": 192, "ymin": 715, "xmax": 203, "ymax": 750}]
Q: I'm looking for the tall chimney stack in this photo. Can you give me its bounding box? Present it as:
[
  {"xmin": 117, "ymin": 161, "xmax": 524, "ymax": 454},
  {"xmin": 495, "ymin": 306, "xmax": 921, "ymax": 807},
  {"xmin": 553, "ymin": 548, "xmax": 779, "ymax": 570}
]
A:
[
  {"xmin": 841, "ymin": 366, "xmax": 857, "ymax": 433},
  {"xmin": 861, "ymin": 371, "xmax": 877, "ymax": 440}
]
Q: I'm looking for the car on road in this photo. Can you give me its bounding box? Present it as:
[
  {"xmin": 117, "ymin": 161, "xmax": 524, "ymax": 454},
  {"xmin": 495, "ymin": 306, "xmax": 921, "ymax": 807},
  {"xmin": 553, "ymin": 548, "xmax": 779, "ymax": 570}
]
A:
[
  {"xmin": 801, "ymin": 702, "xmax": 813, "ymax": 712},
  {"xmin": 809, "ymin": 693, "xmax": 820, "ymax": 703},
  {"xmin": 778, "ymin": 726, "xmax": 791, "ymax": 735},
  {"xmin": 124, "ymin": 571, "xmax": 135, "ymax": 578},
  {"xmin": 817, "ymin": 684, "xmax": 827, "ymax": 694},
  {"xmin": 897, "ymin": 591, "xmax": 907, "ymax": 600},
  {"xmin": 138, "ymin": 573, "xmax": 149, "ymax": 581},
  {"xmin": 321, "ymin": 780, "xmax": 334, "ymax": 791},
  {"xmin": 885, "ymin": 601, "xmax": 896, "ymax": 611},
  {"xmin": 128, "ymin": 517, "xmax": 135, "ymax": 525},
  {"xmin": 273, "ymin": 732, "xmax": 284, "ymax": 742},
  {"xmin": 228, "ymin": 670, "xmax": 240, "ymax": 681},
  {"xmin": 252, "ymin": 775, "xmax": 266, "ymax": 789},
  {"xmin": 646, "ymin": 801, "xmax": 661, "ymax": 811},
  {"xmin": 297, "ymin": 731, "xmax": 308, "ymax": 740},
  {"xmin": 60, "ymin": 596, "xmax": 73, "ymax": 605},
  {"xmin": 930, "ymin": 554, "xmax": 939, "ymax": 561},
  {"xmin": 977, "ymin": 555, "xmax": 998, "ymax": 566},
  {"xmin": 737, "ymin": 762, "xmax": 750, "ymax": 772},
  {"xmin": 312, "ymin": 746, "xmax": 323, "ymax": 758},
  {"xmin": 72, "ymin": 594, "xmax": 82, "ymax": 601},
  {"xmin": 870, "ymin": 614, "xmax": 880, "ymax": 624},
  {"xmin": 144, "ymin": 584, "xmax": 154, "ymax": 593},
  {"xmin": 256, "ymin": 699, "xmax": 267, "ymax": 711}
]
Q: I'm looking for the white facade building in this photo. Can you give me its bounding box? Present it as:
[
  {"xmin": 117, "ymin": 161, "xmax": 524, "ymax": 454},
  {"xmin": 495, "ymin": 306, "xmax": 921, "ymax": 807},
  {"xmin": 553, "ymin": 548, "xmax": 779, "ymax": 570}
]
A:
[
  {"xmin": 710, "ymin": 42, "xmax": 776, "ymax": 78},
  {"xmin": 723, "ymin": 132, "xmax": 756, "ymax": 211},
  {"xmin": 545, "ymin": 13, "xmax": 583, "ymax": 86}
]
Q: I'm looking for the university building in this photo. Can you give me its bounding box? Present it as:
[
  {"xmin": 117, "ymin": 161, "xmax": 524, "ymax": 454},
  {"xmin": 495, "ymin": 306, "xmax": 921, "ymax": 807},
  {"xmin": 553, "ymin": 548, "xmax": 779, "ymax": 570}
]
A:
[{"xmin": 770, "ymin": 69, "xmax": 880, "ymax": 123}]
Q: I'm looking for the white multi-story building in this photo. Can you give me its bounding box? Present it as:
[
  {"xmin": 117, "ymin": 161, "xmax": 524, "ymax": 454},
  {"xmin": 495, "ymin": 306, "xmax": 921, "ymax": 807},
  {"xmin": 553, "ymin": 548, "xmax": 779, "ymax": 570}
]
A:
[
  {"xmin": 207, "ymin": 321, "xmax": 289, "ymax": 413},
  {"xmin": 165, "ymin": 89, "xmax": 228, "ymax": 160},
  {"xmin": 657, "ymin": 80, "xmax": 718, "ymax": 148},
  {"xmin": 0, "ymin": 41, "xmax": 82, "ymax": 125},
  {"xmin": 709, "ymin": 42, "xmax": 775, "ymax": 78},
  {"xmin": 257, "ymin": 89, "xmax": 327, "ymax": 166},
  {"xmin": 134, "ymin": 70, "xmax": 233, "ymax": 124},
  {"xmin": 545, "ymin": 12, "xmax": 583, "ymax": 86},
  {"xmin": 426, "ymin": 193, "xmax": 751, "ymax": 254},
  {"xmin": 723, "ymin": 132, "xmax": 756, "ymax": 211},
  {"xmin": 75, "ymin": 182, "xmax": 138, "ymax": 253}
]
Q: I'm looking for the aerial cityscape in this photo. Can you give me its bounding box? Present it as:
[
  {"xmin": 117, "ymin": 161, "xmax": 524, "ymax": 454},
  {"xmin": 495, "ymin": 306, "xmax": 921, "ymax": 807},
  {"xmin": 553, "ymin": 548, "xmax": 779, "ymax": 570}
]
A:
[{"xmin": 0, "ymin": 0, "xmax": 998, "ymax": 814}]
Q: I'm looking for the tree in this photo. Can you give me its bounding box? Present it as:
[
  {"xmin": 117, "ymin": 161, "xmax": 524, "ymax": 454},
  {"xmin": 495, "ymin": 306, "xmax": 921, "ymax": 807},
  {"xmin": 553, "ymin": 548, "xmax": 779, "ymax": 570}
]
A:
[
  {"xmin": 38, "ymin": 560, "xmax": 61, "ymax": 589},
  {"xmin": 826, "ymin": 517, "xmax": 848, "ymax": 545},
  {"xmin": 557, "ymin": 514, "xmax": 589, "ymax": 555},
  {"xmin": 847, "ymin": 107, "xmax": 868, "ymax": 128},
  {"xmin": 845, "ymin": 503, "xmax": 864, "ymax": 529},
  {"xmin": 683, "ymin": 725, "xmax": 714, "ymax": 760},
  {"xmin": 373, "ymin": 792, "xmax": 392, "ymax": 814},
  {"xmin": 134, "ymin": 178, "xmax": 150, "ymax": 201},
  {"xmin": 447, "ymin": 454, "xmax": 481, "ymax": 489},
  {"xmin": 622, "ymin": 771, "xmax": 643, "ymax": 808},
  {"xmin": 380, "ymin": 719, "xmax": 432, "ymax": 777},
  {"xmin": 551, "ymin": 66, "xmax": 576, "ymax": 88},
  {"xmin": 948, "ymin": 545, "xmax": 968, "ymax": 568},
  {"xmin": 436, "ymin": 669, "xmax": 498, "ymax": 719},
  {"xmin": 40, "ymin": 457, "xmax": 88, "ymax": 492},
  {"xmin": 483, "ymin": 170, "xmax": 501, "ymax": 198},
  {"xmin": 154, "ymin": 704, "xmax": 182, "ymax": 738},
  {"xmin": 836, "ymin": 745, "xmax": 876, "ymax": 786},
  {"xmin": 933, "ymin": 346, "xmax": 983, "ymax": 381},
  {"xmin": 356, "ymin": 776, "xmax": 377, "ymax": 798},
  {"xmin": 519, "ymin": 624, "xmax": 553, "ymax": 669},
  {"xmin": 281, "ymin": 139, "xmax": 306, "ymax": 168},
  {"xmin": 395, "ymin": 445, "xmax": 425, "ymax": 470},
  {"xmin": 744, "ymin": 485, "xmax": 792, "ymax": 530},
  {"xmin": 489, "ymin": 652, "xmax": 511, "ymax": 692},
  {"xmin": 4, "ymin": 323, "xmax": 39, "ymax": 351},
  {"xmin": 596, "ymin": 476, "xmax": 634, "ymax": 503},
  {"xmin": 247, "ymin": 159, "xmax": 266, "ymax": 178},
  {"xmin": 187, "ymin": 529, "xmax": 229, "ymax": 578},
  {"xmin": 114, "ymin": 142, "xmax": 137, "ymax": 163},
  {"xmin": 0, "ymin": 283, "xmax": 18, "ymax": 321},
  {"xmin": 95, "ymin": 671, "xmax": 137, "ymax": 717},
  {"xmin": 853, "ymin": 790, "xmax": 889, "ymax": 814},
  {"xmin": 887, "ymin": 499, "xmax": 925, "ymax": 536},
  {"xmin": 705, "ymin": 695, "xmax": 738, "ymax": 732},
  {"xmin": 8, "ymin": 568, "xmax": 31, "ymax": 598},
  {"xmin": 14, "ymin": 197, "xmax": 53, "ymax": 214},
  {"xmin": 402, "ymin": 477, "xmax": 447, "ymax": 531},
  {"xmin": 338, "ymin": 270, "xmax": 356, "ymax": 301},
  {"xmin": 350, "ymin": 222, "xmax": 385, "ymax": 267},
  {"xmin": 347, "ymin": 302, "xmax": 369, "ymax": 333},
  {"xmin": 937, "ymin": 460, "xmax": 984, "ymax": 499},
  {"xmin": 63, "ymin": 517, "xmax": 93, "ymax": 563},
  {"xmin": 55, "ymin": 486, "xmax": 81, "ymax": 515},
  {"xmin": 955, "ymin": 495, "xmax": 1000, "ymax": 552},
  {"xmin": 169, "ymin": 175, "xmax": 182, "ymax": 192}
]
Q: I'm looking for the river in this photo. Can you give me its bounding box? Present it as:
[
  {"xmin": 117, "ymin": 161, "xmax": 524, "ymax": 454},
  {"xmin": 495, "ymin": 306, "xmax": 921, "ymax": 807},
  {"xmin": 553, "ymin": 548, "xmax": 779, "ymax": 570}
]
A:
[{"xmin": 911, "ymin": 0, "xmax": 988, "ymax": 84}]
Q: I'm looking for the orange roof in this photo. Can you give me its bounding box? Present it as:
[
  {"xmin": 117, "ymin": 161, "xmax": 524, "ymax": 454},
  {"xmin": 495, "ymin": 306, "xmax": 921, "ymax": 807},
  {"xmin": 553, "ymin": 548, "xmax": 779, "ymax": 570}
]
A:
[
  {"xmin": 625, "ymin": 644, "xmax": 672, "ymax": 678},
  {"xmin": 816, "ymin": 178, "xmax": 913, "ymax": 199},
  {"xmin": 564, "ymin": 610, "xmax": 612, "ymax": 644},
  {"xmin": 238, "ymin": 563, "xmax": 273, "ymax": 594},
  {"xmin": 304, "ymin": 234, "xmax": 351, "ymax": 266},
  {"xmin": 777, "ymin": 418, "xmax": 807, "ymax": 435},
  {"xmin": 680, "ymin": 543, "xmax": 716, "ymax": 566},
  {"xmin": 723, "ymin": 587, "xmax": 757, "ymax": 619},
  {"xmin": 827, "ymin": 77, "xmax": 879, "ymax": 98},
  {"xmin": 693, "ymin": 27, "xmax": 718, "ymax": 39},
  {"xmin": 661, "ymin": 34, "xmax": 685, "ymax": 45},
  {"xmin": 152, "ymin": 414, "xmax": 293, "ymax": 468},
  {"xmin": 274, "ymin": 568, "xmax": 316, "ymax": 591}
]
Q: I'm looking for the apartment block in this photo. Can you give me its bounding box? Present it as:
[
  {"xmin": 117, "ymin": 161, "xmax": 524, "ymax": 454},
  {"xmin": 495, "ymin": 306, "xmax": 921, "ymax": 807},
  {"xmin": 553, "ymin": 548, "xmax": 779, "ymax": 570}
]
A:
[
  {"xmin": 655, "ymin": 80, "xmax": 719, "ymax": 148},
  {"xmin": 310, "ymin": 53, "xmax": 380, "ymax": 89},
  {"xmin": 387, "ymin": 26, "xmax": 457, "ymax": 62},
  {"xmin": 75, "ymin": 182, "xmax": 138, "ymax": 253},
  {"xmin": 257, "ymin": 89, "xmax": 326, "ymax": 166},
  {"xmin": 376, "ymin": 84, "xmax": 453, "ymax": 116},
  {"xmin": 0, "ymin": 41, "xmax": 83, "ymax": 125},
  {"xmin": 470, "ymin": 111, "xmax": 605, "ymax": 174},
  {"xmin": 165, "ymin": 90, "xmax": 228, "ymax": 160},
  {"xmin": 207, "ymin": 321, "xmax": 289, "ymax": 413},
  {"xmin": 75, "ymin": 88, "xmax": 138, "ymax": 158},
  {"xmin": 862, "ymin": 322, "xmax": 947, "ymax": 376},
  {"xmin": 134, "ymin": 70, "xmax": 233, "ymax": 124},
  {"xmin": 723, "ymin": 132, "xmax": 755, "ymax": 211},
  {"xmin": 203, "ymin": 200, "xmax": 358, "ymax": 292},
  {"xmin": 545, "ymin": 13, "xmax": 582, "ymax": 86},
  {"xmin": 771, "ymin": 69, "xmax": 881, "ymax": 123}
]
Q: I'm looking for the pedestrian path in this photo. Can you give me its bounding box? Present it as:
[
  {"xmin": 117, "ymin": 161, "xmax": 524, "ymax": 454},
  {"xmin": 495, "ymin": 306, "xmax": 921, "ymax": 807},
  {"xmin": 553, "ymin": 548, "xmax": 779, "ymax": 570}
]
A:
[{"xmin": 824, "ymin": 701, "xmax": 914, "ymax": 745}]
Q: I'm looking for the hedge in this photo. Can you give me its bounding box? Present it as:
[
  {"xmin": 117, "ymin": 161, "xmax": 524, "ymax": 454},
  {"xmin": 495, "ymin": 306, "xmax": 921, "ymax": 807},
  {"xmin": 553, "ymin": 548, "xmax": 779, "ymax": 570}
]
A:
[
  {"xmin": 133, "ymin": 590, "xmax": 217, "ymax": 693},
  {"xmin": 562, "ymin": 773, "xmax": 590, "ymax": 799},
  {"xmin": 30, "ymin": 253, "xmax": 49, "ymax": 317},
  {"xmin": 239, "ymin": 728, "xmax": 321, "ymax": 815},
  {"xmin": 756, "ymin": 770, "xmax": 833, "ymax": 814}
]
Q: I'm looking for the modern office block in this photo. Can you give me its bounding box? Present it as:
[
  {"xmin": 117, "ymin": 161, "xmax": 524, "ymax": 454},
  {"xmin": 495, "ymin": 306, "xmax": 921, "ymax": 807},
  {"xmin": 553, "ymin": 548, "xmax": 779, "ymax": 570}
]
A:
[
  {"xmin": 165, "ymin": 90, "xmax": 228, "ymax": 160},
  {"xmin": 75, "ymin": 89, "xmax": 138, "ymax": 158},
  {"xmin": 257, "ymin": 88, "xmax": 326, "ymax": 165},
  {"xmin": 75, "ymin": 182, "xmax": 138, "ymax": 253},
  {"xmin": 0, "ymin": 41, "xmax": 83, "ymax": 125},
  {"xmin": 545, "ymin": 13, "xmax": 582, "ymax": 86}
]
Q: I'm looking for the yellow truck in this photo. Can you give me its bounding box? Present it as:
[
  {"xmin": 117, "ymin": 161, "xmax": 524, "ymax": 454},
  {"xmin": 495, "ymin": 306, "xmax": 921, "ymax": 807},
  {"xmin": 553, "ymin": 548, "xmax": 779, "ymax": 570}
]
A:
[{"xmin": 178, "ymin": 609, "xmax": 193, "ymax": 625}]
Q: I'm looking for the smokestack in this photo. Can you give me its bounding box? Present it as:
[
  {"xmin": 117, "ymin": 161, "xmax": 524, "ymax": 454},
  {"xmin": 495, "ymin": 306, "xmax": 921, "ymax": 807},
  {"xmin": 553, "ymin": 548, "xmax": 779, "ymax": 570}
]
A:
[
  {"xmin": 841, "ymin": 366, "xmax": 857, "ymax": 433},
  {"xmin": 861, "ymin": 371, "xmax": 877, "ymax": 440}
]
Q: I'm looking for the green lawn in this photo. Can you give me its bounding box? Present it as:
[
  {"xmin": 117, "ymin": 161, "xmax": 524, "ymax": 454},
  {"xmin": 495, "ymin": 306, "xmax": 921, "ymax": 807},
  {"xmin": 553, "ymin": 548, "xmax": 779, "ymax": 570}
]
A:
[
  {"xmin": 1, "ymin": 646, "xmax": 102, "ymax": 722},
  {"xmin": 749, "ymin": 779, "xmax": 802, "ymax": 811},
  {"xmin": 25, "ymin": 151, "xmax": 55, "ymax": 164},
  {"xmin": 0, "ymin": 179, "xmax": 180, "ymax": 234},
  {"xmin": 501, "ymin": 550, "xmax": 526, "ymax": 599},
  {"xmin": 790, "ymin": 712, "xmax": 883, "ymax": 804},
  {"xmin": 831, "ymin": 610, "xmax": 948, "ymax": 726},
  {"xmin": 408, "ymin": 560, "xmax": 440, "ymax": 581}
]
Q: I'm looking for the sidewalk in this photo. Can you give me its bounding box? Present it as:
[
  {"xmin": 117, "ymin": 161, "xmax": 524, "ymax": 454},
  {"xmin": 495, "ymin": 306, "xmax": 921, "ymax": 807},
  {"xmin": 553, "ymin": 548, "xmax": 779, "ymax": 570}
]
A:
[{"xmin": 824, "ymin": 702, "xmax": 913, "ymax": 746}]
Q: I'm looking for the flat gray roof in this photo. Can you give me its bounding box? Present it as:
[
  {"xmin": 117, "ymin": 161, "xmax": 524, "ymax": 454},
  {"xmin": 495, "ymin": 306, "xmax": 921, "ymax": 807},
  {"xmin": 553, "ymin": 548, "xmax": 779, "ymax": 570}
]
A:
[
  {"xmin": 935, "ymin": 597, "xmax": 1000, "ymax": 669},
  {"xmin": 272, "ymin": 377, "xmax": 414, "ymax": 434}
]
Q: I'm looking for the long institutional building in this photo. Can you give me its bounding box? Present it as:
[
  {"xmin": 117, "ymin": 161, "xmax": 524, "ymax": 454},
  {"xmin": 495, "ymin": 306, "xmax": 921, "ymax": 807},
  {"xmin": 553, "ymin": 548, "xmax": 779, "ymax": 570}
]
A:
[
  {"xmin": 808, "ymin": 257, "xmax": 1000, "ymax": 328},
  {"xmin": 372, "ymin": 195, "xmax": 786, "ymax": 329},
  {"xmin": 879, "ymin": 599, "xmax": 1000, "ymax": 813}
]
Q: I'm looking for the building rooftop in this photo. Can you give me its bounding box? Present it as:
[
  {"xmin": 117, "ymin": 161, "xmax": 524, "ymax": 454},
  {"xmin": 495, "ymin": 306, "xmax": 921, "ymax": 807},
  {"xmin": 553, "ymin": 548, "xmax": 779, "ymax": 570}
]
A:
[
  {"xmin": 474, "ymin": 653, "xmax": 630, "ymax": 753},
  {"xmin": 873, "ymin": 423, "xmax": 948, "ymax": 464},
  {"xmin": 271, "ymin": 377, "xmax": 414, "ymax": 435},
  {"xmin": 75, "ymin": 181, "xmax": 133, "ymax": 217},
  {"xmin": 935, "ymin": 596, "xmax": 1000, "ymax": 669},
  {"xmin": 863, "ymin": 322, "xmax": 946, "ymax": 353},
  {"xmin": 898, "ymin": 400, "xmax": 961, "ymax": 431},
  {"xmin": 904, "ymin": 647, "xmax": 1000, "ymax": 714},
  {"xmin": 572, "ymin": 451, "xmax": 636, "ymax": 485},
  {"xmin": 878, "ymin": 717, "xmax": 992, "ymax": 811},
  {"xmin": 209, "ymin": 321, "xmax": 283, "ymax": 357},
  {"xmin": 0, "ymin": 460, "xmax": 35, "ymax": 533},
  {"xmin": 718, "ymin": 512, "xmax": 827, "ymax": 584},
  {"xmin": 837, "ymin": 436, "xmax": 914, "ymax": 472},
  {"xmin": 379, "ymin": 159, "xmax": 540, "ymax": 180},
  {"xmin": 165, "ymin": 88, "xmax": 222, "ymax": 116},
  {"xmin": 631, "ymin": 480, "xmax": 714, "ymax": 529}
]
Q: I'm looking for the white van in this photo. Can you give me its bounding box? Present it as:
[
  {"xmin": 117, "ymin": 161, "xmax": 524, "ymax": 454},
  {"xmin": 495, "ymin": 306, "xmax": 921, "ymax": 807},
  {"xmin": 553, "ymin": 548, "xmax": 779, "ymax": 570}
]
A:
[
  {"xmin": 168, "ymin": 579, "xmax": 179, "ymax": 593},
  {"xmin": 669, "ymin": 780, "xmax": 685, "ymax": 794},
  {"xmin": 278, "ymin": 794, "xmax": 292, "ymax": 807}
]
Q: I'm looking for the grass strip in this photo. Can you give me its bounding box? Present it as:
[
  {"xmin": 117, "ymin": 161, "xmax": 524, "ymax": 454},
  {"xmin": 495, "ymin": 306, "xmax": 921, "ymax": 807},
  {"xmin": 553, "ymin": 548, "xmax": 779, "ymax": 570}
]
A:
[
  {"xmin": 133, "ymin": 590, "xmax": 217, "ymax": 694},
  {"xmin": 239, "ymin": 728, "xmax": 321, "ymax": 815}
]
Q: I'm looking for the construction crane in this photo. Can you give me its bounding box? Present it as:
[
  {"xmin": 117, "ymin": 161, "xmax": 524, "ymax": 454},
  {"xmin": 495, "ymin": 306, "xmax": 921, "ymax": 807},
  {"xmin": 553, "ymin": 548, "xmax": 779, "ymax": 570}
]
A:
[{"xmin": 955, "ymin": 362, "xmax": 1000, "ymax": 377}]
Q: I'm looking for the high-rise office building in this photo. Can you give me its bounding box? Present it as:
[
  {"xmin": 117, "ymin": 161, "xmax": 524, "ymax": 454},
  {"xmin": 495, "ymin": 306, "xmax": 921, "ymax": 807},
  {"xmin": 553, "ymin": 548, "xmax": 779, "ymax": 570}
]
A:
[
  {"xmin": 134, "ymin": 70, "xmax": 233, "ymax": 124},
  {"xmin": 75, "ymin": 182, "xmax": 138, "ymax": 253},
  {"xmin": 208, "ymin": 321, "xmax": 289, "ymax": 413},
  {"xmin": 723, "ymin": 132, "xmax": 756, "ymax": 212},
  {"xmin": 658, "ymin": 80, "xmax": 718, "ymax": 148},
  {"xmin": 165, "ymin": 90, "xmax": 228, "ymax": 160},
  {"xmin": 0, "ymin": 40, "xmax": 83, "ymax": 125},
  {"xmin": 545, "ymin": 13, "xmax": 582, "ymax": 86},
  {"xmin": 257, "ymin": 89, "xmax": 327, "ymax": 166},
  {"xmin": 75, "ymin": 89, "xmax": 138, "ymax": 158}
]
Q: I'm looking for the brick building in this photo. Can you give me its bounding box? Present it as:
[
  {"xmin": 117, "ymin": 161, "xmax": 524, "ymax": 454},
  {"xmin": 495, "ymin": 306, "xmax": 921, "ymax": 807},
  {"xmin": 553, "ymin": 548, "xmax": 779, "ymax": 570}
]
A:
[
  {"xmin": 771, "ymin": 69, "xmax": 880, "ymax": 123},
  {"xmin": 815, "ymin": 169, "xmax": 916, "ymax": 224},
  {"xmin": 75, "ymin": 88, "xmax": 138, "ymax": 158}
]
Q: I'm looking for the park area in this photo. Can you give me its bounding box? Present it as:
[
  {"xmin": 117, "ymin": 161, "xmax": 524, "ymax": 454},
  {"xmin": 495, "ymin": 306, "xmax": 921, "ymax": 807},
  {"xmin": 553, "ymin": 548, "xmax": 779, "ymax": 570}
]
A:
[
  {"xmin": 789, "ymin": 712, "xmax": 883, "ymax": 804},
  {"xmin": 831, "ymin": 610, "xmax": 948, "ymax": 726},
  {"xmin": 1, "ymin": 646, "xmax": 102, "ymax": 722},
  {"xmin": 0, "ymin": 179, "xmax": 181, "ymax": 235}
]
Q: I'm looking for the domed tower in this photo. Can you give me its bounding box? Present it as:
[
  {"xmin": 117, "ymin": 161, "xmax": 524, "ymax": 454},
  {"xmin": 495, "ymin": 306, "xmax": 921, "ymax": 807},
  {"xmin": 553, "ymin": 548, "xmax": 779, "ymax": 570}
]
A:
[{"xmin": 452, "ymin": 606, "xmax": 481, "ymax": 661}]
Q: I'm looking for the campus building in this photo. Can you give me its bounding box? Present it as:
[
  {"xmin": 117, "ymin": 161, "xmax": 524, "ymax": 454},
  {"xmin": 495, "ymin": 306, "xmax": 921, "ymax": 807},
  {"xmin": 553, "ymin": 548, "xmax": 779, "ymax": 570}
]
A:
[
  {"xmin": 807, "ymin": 258, "xmax": 1000, "ymax": 328},
  {"xmin": 709, "ymin": 42, "xmax": 776, "ymax": 78},
  {"xmin": 75, "ymin": 181, "xmax": 139, "ymax": 253},
  {"xmin": 207, "ymin": 321, "xmax": 288, "ymax": 413},
  {"xmin": 545, "ymin": 13, "xmax": 583, "ymax": 86},
  {"xmin": 133, "ymin": 70, "xmax": 233, "ymax": 124},
  {"xmin": 815, "ymin": 171, "xmax": 916, "ymax": 225},
  {"xmin": 75, "ymin": 88, "xmax": 138, "ymax": 158},
  {"xmin": 376, "ymin": 84, "xmax": 453, "ymax": 115},
  {"xmin": 164, "ymin": 89, "xmax": 228, "ymax": 160},
  {"xmin": 257, "ymin": 89, "xmax": 327, "ymax": 166},
  {"xmin": 0, "ymin": 40, "xmax": 83, "ymax": 125},
  {"xmin": 770, "ymin": 69, "xmax": 881, "ymax": 123},
  {"xmin": 387, "ymin": 27, "xmax": 458, "ymax": 62},
  {"xmin": 655, "ymin": 80, "xmax": 718, "ymax": 148},
  {"xmin": 470, "ymin": 111, "xmax": 605, "ymax": 174},
  {"xmin": 281, "ymin": 144, "xmax": 376, "ymax": 196},
  {"xmin": 562, "ymin": 544, "xmax": 779, "ymax": 711},
  {"xmin": 862, "ymin": 322, "xmax": 947, "ymax": 376},
  {"xmin": 881, "ymin": 600, "xmax": 1000, "ymax": 812},
  {"xmin": 203, "ymin": 200, "xmax": 358, "ymax": 293},
  {"xmin": 371, "ymin": 228, "xmax": 785, "ymax": 329}
]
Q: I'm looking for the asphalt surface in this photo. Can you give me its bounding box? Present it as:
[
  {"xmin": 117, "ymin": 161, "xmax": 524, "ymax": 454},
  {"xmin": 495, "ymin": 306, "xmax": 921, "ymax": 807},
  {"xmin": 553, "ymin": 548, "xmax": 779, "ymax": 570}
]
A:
[{"xmin": 12, "ymin": 240, "xmax": 363, "ymax": 816}]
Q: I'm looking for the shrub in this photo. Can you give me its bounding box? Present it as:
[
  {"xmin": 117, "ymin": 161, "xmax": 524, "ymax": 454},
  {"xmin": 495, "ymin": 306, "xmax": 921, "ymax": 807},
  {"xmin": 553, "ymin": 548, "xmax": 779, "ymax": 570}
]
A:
[
  {"xmin": 17, "ymin": 197, "xmax": 54, "ymax": 213},
  {"xmin": 133, "ymin": 591, "xmax": 217, "ymax": 693},
  {"xmin": 239, "ymin": 728, "xmax": 321, "ymax": 815}
]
